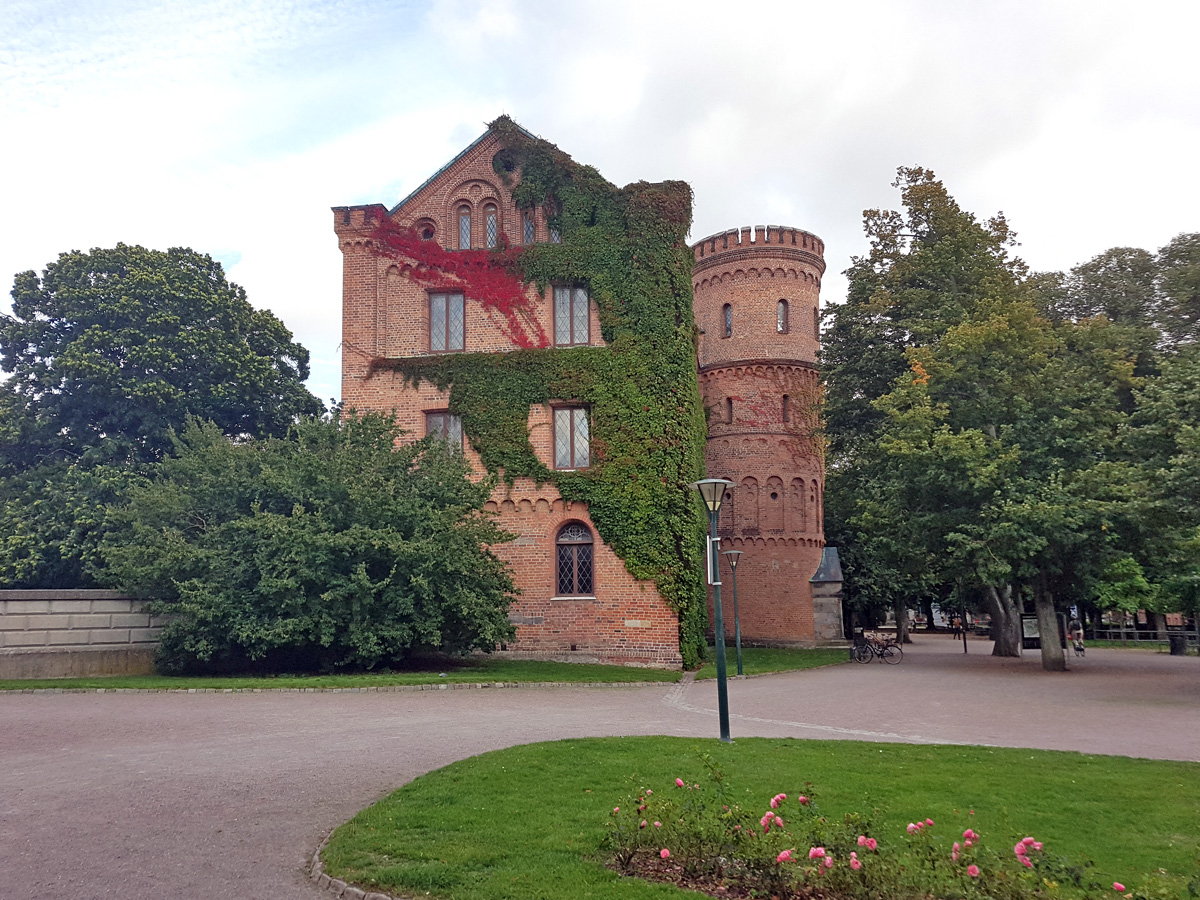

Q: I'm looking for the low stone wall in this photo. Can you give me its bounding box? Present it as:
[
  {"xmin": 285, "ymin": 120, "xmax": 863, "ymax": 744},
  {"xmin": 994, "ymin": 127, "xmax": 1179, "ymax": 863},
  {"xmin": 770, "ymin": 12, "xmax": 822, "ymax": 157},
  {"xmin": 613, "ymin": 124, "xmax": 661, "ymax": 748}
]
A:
[{"xmin": 0, "ymin": 590, "xmax": 162, "ymax": 679}]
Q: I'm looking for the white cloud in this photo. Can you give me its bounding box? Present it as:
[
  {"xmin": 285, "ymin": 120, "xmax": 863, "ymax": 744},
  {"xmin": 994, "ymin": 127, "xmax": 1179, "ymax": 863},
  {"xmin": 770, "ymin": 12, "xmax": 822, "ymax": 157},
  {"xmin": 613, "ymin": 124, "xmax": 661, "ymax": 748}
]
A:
[{"xmin": 3, "ymin": 0, "xmax": 1199, "ymax": 404}]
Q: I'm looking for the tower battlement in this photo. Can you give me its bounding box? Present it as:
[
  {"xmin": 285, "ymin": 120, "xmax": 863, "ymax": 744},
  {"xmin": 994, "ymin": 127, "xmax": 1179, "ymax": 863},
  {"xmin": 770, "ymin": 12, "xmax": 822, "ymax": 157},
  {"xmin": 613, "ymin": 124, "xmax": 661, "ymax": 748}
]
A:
[{"xmin": 692, "ymin": 225, "xmax": 825, "ymax": 271}]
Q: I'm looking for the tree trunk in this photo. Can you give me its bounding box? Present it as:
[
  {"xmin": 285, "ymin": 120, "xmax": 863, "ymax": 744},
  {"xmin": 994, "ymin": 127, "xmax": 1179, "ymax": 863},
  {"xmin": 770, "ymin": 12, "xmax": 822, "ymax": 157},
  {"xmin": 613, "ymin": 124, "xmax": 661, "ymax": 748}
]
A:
[
  {"xmin": 984, "ymin": 584, "xmax": 1021, "ymax": 657},
  {"xmin": 1034, "ymin": 575, "xmax": 1066, "ymax": 672},
  {"xmin": 895, "ymin": 599, "xmax": 911, "ymax": 644},
  {"xmin": 920, "ymin": 597, "xmax": 936, "ymax": 631},
  {"xmin": 1149, "ymin": 610, "xmax": 1169, "ymax": 640}
]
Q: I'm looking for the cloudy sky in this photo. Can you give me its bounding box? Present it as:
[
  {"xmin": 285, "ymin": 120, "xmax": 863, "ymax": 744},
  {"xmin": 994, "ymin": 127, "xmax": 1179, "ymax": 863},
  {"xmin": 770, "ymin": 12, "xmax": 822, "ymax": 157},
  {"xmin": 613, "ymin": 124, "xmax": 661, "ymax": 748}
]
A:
[{"xmin": 3, "ymin": 0, "xmax": 1198, "ymax": 404}]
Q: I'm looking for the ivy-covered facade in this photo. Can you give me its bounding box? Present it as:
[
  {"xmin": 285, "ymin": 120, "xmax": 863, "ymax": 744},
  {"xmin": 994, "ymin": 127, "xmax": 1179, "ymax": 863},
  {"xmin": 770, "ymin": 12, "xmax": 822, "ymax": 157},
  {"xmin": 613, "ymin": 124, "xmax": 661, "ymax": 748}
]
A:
[{"xmin": 333, "ymin": 118, "xmax": 834, "ymax": 669}]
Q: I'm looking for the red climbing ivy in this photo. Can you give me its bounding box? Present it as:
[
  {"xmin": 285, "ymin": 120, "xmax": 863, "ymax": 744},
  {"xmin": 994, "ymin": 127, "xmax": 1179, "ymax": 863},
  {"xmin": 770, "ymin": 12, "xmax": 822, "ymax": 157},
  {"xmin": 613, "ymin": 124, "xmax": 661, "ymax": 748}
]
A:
[{"xmin": 368, "ymin": 218, "xmax": 549, "ymax": 349}]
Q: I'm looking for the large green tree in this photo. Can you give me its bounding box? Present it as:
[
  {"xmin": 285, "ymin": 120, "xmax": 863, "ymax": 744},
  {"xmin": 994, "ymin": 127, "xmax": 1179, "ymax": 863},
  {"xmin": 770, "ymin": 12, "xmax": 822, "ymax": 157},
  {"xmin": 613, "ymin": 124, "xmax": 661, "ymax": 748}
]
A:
[
  {"xmin": 1, "ymin": 243, "xmax": 321, "ymax": 466},
  {"xmin": 100, "ymin": 415, "xmax": 516, "ymax": 674},
  {"xmin": 0, "ymin": 244, "xmax": 322, "ymax": 588}
]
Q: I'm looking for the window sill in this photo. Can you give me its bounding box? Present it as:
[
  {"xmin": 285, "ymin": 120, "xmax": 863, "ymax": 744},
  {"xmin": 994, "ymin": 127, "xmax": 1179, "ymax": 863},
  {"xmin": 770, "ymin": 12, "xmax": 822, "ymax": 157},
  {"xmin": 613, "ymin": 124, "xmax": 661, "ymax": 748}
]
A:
[{"xmin": 552, "ymin": 595, "xmax": 597, "ymax": 602}]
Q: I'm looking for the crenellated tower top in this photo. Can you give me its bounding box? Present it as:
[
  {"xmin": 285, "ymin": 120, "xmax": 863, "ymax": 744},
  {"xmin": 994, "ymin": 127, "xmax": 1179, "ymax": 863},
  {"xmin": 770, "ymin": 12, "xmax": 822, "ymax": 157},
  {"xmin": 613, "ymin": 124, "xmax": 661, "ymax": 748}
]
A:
[{"xmin": 692, "ymin": 225, "xmax": 825, "ymax": 275}]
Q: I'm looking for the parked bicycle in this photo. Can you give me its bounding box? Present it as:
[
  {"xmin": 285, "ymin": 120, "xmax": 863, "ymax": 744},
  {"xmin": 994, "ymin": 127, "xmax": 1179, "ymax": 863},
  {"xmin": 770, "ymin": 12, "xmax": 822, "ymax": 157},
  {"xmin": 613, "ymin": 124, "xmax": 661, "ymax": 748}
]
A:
[{"xmin": 852, "ymin": 634, "xmax": 903, "ymax": 664}]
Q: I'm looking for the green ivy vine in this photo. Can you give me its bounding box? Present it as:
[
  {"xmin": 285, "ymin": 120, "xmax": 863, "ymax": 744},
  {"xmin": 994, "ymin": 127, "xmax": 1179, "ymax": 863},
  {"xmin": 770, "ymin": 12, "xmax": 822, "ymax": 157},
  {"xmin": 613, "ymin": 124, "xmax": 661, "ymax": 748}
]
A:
[{"xmin": 370, "ymin": 116, "xmax": 709, "ymax": 667}]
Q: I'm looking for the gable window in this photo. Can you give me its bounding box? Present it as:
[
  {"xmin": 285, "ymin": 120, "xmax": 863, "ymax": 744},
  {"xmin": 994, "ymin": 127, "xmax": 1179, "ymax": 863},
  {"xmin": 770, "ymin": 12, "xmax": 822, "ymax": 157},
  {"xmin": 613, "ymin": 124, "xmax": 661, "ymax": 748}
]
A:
[
  {"xmin": 722, "ymin": 303, "xmax": 732, "ymax": 338},
  {"xmin": 777, "ymin": 299, "xmax": 789, "ymax": 333},
  {"xmin": 553, "ymin": 286, "xmax": 589, "ymax": 346},
  {"xmin": 430, "ymin": 292, "xmax": 465, "ymax": 351},
  {"xmin": 485, "ymin": 205, "xmax": 498, "ymax": 248},
  {"xmin": 426, "ymin": 411, "xmax": 462, "ymax": 448},
  {"xmin": 556, "ymin": 522, "xmax": 594, "ymax": 596},
  {"xmin": 553, "ymin": 407, "xmax": 589, "ymax": 469},
  {"xmin": 523, "ymin": 211, "xmax": 535, "ymax": 244},
  {"xmin": 458, "ymin": 205, "xmax": 471, "ymax": 250}
]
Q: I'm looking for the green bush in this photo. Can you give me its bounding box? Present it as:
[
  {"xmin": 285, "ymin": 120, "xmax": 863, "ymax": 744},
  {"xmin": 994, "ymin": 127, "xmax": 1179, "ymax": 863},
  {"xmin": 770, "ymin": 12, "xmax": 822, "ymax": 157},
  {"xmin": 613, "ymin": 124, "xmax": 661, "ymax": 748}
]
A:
[{"xmin": 101, "ymin": 414, "xmax": 515, "ymax": 673}]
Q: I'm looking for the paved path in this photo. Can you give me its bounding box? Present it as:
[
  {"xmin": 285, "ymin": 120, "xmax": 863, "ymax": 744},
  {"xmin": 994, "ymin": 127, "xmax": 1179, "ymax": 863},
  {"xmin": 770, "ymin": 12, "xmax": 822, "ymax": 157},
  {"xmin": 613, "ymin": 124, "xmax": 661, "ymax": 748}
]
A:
[{"xmin": 1, "ymin": 640, "xmax": 1196, "ymax": 900}]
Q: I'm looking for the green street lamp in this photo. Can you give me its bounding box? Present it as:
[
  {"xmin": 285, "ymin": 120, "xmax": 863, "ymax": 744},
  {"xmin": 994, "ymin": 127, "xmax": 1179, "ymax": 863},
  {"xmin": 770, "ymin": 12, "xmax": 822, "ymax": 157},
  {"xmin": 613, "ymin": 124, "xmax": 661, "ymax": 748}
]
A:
[
  {"xmin": 690, "ymin": 477, "xmax": 735, "ymax": 742},
  {"xmin": 723, "ymin": 549, "xmax": 744, "ymax": 676}
]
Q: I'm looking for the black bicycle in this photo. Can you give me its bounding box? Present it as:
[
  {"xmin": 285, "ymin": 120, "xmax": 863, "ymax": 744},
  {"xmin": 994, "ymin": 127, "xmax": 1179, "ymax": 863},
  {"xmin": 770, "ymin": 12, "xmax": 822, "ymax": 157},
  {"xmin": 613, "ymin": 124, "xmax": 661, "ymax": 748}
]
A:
[{"xmin": 852, "ymin": 635, "xmax": 903, "ymax": 664}]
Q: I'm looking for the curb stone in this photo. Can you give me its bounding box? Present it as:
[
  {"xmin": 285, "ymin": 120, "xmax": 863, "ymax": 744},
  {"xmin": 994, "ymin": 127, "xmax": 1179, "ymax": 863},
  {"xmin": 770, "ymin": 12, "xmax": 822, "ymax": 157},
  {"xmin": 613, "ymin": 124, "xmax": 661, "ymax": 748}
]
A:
[
  {"xmin": 312, "ymin": 830, "xmax": 417, "ymax": 900},
  {"xmin": 5, "ymin": 679, "xmax": 678, "ymax": 695}
]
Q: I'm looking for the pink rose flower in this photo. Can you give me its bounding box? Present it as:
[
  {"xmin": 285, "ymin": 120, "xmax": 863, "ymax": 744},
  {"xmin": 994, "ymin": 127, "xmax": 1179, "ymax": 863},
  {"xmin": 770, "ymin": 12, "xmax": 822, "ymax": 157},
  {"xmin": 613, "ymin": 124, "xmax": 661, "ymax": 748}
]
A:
[
  {"xmin": 968, "ymin": 865, "xmax": 981, "ymax": 878},
  {"xmin": 660, "ymin": 848, "xmax": 670, "ymax": 859},
  {"xmin": 645, "ymin": 789, "xmax": 652, "ymax": 795},
  {"xmin": 963, "ymin": 828, "xmax": 978, "ymax": 840},
  {"xmin": 824, "ymin": 856, "xmax": 834, "ymax": 868},
  {"xmin": 1020, "ymin": 856, "xmax": 1033, "ymax": 869},
  {"xmin": 907, "ymin": 823, "xmax": 920, "ymax": 834},
  {"xmin": 777, "ymin": 849, "xmax": 793, "ymax": 863},
  {"xmin": 1032, "ymin": 841, "xmax": 1043, "ymax": 851},
  {"xmin": 952, "ymin": 841, "xmax": 961, "ymax": 861},
  {"xmin": 1114, "ymin": 883, "xmax": 1126, "ymax": 892},
  {"xmin": 774, "ymin": 816, "xmax": 783, "ymax": 828},
  {"xmin": 808, "ymin": 847, "xmax": 826, "ymax": 859},
  {"xmin": 770, "ymin": 797, "xmax": 780, "ymax": 809},
  {"xmin": 1022, "ymin": 837, "xmax": 1036, "ymax": 847},
  {"xmin": 850, "ymin": 857, "xmax": 862, "ymax": 870},
  {"xmin": 613, "ymin": 807, "xmax": 619, "ymax": 814},
  {"xmin": 675, "ymin": 778, "xmax": 684, "ymax": 787},
  {"xmin": 866, "ymin": 838, "xmax": 878, "ymax": 851},
  {"xmin": 797, "ymin": 795, "xmax": 809, "ymax": 805},
  {"xmin": 1014, "ymin": 842, "xmax": 1027, "ymax": 857},
  {"xmin": 639, "ymin": 820, "xmax": 647, "ymax": 829},
  {"xmin": 857, "ymin": 835, "xmax": 867, "ymax": 846},
  {"xmin": 926, "ymin": 818, "xmax": 935, "ymax": 826},
  {"xmin": 654, "ymin": 821, "xmax": 661, "ymax": 828}
]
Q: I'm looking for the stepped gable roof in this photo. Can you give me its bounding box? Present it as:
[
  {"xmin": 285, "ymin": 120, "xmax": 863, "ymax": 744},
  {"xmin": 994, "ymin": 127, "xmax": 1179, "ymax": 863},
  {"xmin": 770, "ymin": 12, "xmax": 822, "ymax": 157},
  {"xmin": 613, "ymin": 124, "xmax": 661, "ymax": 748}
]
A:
[{"xmin": 389, "ymin": 117, "xmax": 538, "ymax": 216}]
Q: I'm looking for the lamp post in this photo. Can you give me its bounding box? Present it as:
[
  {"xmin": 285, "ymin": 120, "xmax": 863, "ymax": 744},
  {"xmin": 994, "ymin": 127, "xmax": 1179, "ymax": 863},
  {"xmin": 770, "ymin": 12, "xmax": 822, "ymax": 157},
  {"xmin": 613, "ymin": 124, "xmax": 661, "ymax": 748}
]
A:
[
  {"xmin": 723, "ymin": 550, "xmax": 744, "ymax": 676},
  {"xmin": 691, "ymin": 477, "xmax": 735, "ymax": 742}
]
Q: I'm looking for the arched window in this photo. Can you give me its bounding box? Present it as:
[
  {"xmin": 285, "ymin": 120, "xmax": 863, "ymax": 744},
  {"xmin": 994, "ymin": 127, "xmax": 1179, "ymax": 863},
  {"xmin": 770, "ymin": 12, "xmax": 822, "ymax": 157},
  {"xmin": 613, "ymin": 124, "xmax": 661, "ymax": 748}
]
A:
[
  {"xmin": 485, "ymin": 204, "xmax": 498, "ymax": 248},
  {"xmin": 777, "ymin": 299, "xmax": 789, "ymax": 333},
  {"xmin": 725, "ymin": 397, "xmax": 733, "ymax": 424},
  {"xmin": 458, "ymin": 205, "xmax": 471, "ymax": 250},
  {"xmin": 722, "ymin": 303, "xmax": 732, "ymax": 338},
  {"xmin": 556, "ymin": 522, "xmax": 594, "ymax": 596}
]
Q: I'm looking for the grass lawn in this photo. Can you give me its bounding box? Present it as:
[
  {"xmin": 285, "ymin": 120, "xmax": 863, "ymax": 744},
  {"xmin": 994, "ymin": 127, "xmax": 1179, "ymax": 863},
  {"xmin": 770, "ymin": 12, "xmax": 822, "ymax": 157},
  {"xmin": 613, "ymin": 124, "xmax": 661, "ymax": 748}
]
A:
[
  {"xmin": 0, "ymin": 657, "xmax": 682, "ymax": 691},
  {"xmin": 322, "ymin": 736, "xmax": 1200, "ymax": 900},
  {"xmin": 693, "ymin": 645, "xmax": 848, "ymax": 679}
]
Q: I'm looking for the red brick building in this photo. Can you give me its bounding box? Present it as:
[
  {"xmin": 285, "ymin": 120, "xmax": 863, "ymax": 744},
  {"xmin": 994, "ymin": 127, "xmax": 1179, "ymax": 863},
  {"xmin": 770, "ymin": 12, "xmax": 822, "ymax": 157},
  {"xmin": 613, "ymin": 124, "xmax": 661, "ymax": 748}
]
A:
[{"xmin": 334, "ymin": 122, "xmax": 838, "ymax": 668}]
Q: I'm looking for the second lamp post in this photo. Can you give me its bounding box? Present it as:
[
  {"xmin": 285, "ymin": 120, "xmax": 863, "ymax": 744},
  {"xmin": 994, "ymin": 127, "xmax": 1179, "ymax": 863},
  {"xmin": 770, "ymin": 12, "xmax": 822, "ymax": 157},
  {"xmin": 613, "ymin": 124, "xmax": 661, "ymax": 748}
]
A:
[{"xmin": 723, "ymin": 549, "xmax": 744, "ymax": 676}]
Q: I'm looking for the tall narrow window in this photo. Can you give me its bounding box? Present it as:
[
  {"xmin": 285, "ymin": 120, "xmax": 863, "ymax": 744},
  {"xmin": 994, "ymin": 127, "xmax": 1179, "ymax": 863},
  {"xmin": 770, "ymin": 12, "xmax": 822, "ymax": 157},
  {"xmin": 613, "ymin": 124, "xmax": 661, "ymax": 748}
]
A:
[
  {"xmin": 556, "ymin": 522, "xmax": 594, "ymax": 596},
  {"xmin": 554, "ymin": 407, "xmax": 589, "ymax": 469},
  {"xmin": 523, "ymin": 211, "xmax": 534, "ymax": 244},
  {"xmin": 549, "ymin": 226, "xmax": 561, "ymax": 243},
  {"xmin": 430, "ymin": 292, "xmax": 465, "ymax": 351},
  {"xmin": 425, "ymin": 411, "xmax": 463, "ymax": 448},
  {"xmin": 485, "ymin": 205, "xmax": 498, "ymax": 248},
  {"xmin": 458, "ymin": 205, "xmax": 471, "ymax": 250},
  {"xmin": 777, "ymin": 299, "xmax": 789, "ymax": 333},
  {"xmin": 553, "ymin": 286, "xmax": 589, "ymax": 346},
  {"xmin": 725, "ymin": 397, "xmax": 733, "ymax": 424},
  {"xmin": 813, "ymin": 306, "xmax": 820, "ymax": 337},
  {"xmin": 782, "ymin": 394, "xmax": 791, "ymax": 423},
  {"xmin": 722, "ymin": 303, "xmax": 732, "ymax": 338}
]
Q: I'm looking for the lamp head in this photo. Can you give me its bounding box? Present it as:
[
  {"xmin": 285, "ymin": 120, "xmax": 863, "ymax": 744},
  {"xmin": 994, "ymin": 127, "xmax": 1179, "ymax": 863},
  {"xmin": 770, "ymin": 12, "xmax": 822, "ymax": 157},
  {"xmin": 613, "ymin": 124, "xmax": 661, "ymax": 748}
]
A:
[
  {"xmin": 690, "ymin": 478, "xmax": 735, "ymax": 515},
  {"xmin": 723, "ymin": 549, "xmax": 743, "ymax": 569}
]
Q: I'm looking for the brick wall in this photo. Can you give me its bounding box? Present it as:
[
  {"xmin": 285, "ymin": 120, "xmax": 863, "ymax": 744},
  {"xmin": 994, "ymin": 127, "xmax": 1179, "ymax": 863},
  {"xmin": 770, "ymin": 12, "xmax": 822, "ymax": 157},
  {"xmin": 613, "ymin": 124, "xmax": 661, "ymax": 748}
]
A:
[{"xmin": 0, "ymin": 590, "xmax": 162, "ymax": 678}]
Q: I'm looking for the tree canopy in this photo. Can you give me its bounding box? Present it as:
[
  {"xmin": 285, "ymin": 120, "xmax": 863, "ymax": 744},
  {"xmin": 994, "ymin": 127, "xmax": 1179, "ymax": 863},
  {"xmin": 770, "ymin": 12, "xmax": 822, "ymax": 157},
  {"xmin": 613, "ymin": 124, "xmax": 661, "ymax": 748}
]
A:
[
  {"xmin": 1, "ymin": 243, "xmax": 321, "ymax": 466},
  {"xmin": 100, "ymin": 415, "xmax": 516, "ymax": 673}
]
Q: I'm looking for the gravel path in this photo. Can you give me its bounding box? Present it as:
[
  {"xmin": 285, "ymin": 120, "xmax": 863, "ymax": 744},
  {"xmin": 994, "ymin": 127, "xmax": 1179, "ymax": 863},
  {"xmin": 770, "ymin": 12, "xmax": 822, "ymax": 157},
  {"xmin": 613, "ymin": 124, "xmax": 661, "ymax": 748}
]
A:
[{"xmin": 1, "ymin": 639, "xmax": 1195, "ymax": 900}]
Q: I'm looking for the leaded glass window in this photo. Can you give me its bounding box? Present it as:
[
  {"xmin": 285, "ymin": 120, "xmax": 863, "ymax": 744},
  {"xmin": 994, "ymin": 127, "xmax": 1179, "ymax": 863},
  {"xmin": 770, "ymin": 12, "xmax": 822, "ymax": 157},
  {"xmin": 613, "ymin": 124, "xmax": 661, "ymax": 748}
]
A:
[
  {"xmin": 549, "ymin": 226, "xmax": 561, "ymax": 243},
  {"xmin": 430, "ymin": 292, "xmax": 465, "ymax": 351},
  {"xmin": 458, "ymin": 206, "xmax": 471, "ymax": 250},
  {"xmin": 553, "ymin": 407, "xmax": 589, "ymax": 469},
  {"xmin": 553, "ymin": 286, "xmax": 589, "ymax": 346},
  {"xmin": 426, "ymin": 411, "xmax": 462, "ymax": 448},
  {"xmin": 485, "ymin": 205, "xmax": 498, "ymax": 248},
  {"xmin": 523, "ymin": 211, "xmax": 534, "ymax": 244},
  {"xmin": 556, "ymin": 523, "xmax": 594, "ymax": 596}
]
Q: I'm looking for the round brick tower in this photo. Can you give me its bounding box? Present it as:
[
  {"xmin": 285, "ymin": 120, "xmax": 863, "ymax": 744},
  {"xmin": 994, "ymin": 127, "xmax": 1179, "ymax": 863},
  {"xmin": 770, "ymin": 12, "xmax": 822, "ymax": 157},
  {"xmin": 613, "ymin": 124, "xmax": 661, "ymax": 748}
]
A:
[{"xmin": 692, "ymin": 225, "xmax": 838, "ymax": 645}]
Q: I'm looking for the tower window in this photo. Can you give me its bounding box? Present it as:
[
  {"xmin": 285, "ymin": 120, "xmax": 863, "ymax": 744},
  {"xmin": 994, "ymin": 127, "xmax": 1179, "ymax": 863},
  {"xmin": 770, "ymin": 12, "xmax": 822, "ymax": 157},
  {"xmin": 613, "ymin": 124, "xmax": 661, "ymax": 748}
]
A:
[
  {"xmin": 458, "ymin": 205, "xmax": 471, "ymax": 250},
  {"xmin": 556, "ymin": 522, "xmax": 594, "ymax": 596},
  {"xmin": 485, "ymin": 205, "xmax": 498, "ymax": 248},
  {"xmin": 782, "ymin": 394, "xmax": 790, "ymax": 424},
  {"xmin": 722, "ymin": 304, "xmax": 732, "ymax": 338},
  {"xmin": 725, "ymin": 397, "xmax": 733, "ymax": 424},
  {"xmin": 777, "ymin": 299, "xmax": 789, "ymax": 333},
  {"xmin": 814, "ymin": 306, "xmax": 820, "ymax": 337}
]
